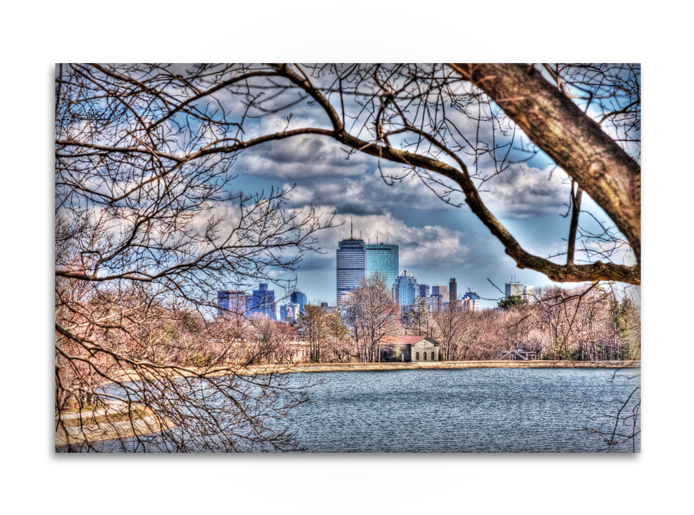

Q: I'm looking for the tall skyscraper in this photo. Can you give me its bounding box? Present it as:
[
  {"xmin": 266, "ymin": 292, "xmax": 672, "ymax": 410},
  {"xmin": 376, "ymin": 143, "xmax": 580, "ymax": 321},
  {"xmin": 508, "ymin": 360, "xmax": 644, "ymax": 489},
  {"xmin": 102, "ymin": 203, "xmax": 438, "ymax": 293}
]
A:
[
  {"xmin": 419, "ymin": 284, "xmax": 430, "ymax": 298},
  {"xmin": 336, "ymin": 224, "xmax": 366, "ymax": 302},
  {"xmin": 393, "ymin": 269, "xmax": 419, "ymax": 306},
  {"xmin": 365, "ymin": 243, "xmax": 399, "ymax": 291},
  {"xmin": 290, "ymin": 291, "xmax": 308, "ymax": 313},
  {"xmin": 449, "ymin": 278, "xmax": 457, "ymax": 304},
  {"xmin": 217, "ymin": 290, "xmax": 246, "ymax": 317},
  {"xmin": 247, "ymin": 283, "xmax": 276, "ymax": 320}
]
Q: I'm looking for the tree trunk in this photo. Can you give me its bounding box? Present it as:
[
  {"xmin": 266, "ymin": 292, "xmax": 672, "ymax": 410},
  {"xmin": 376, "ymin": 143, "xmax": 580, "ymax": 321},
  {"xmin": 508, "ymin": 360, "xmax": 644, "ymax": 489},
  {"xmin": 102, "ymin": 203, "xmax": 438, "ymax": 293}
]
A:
[{"xmin": 449, "ymin": 63, "xmax": 641, "ymax": 264}]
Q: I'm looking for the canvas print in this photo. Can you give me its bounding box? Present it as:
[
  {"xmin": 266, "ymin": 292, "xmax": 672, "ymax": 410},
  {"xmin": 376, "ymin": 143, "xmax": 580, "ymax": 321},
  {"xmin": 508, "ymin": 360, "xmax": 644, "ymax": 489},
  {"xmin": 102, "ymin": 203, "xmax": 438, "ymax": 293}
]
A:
[{"xmin": 55, "ymin": 63, "xmax": 641, "ymax": 453}]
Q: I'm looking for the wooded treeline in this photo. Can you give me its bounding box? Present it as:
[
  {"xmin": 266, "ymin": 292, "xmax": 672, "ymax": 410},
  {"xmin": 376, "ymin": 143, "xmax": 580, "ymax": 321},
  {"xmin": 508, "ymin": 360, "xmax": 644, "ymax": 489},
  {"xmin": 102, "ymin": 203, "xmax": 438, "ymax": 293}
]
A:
[{"xmin": 185, "ymin": 281, "xmax": 640, "ymax": 365}]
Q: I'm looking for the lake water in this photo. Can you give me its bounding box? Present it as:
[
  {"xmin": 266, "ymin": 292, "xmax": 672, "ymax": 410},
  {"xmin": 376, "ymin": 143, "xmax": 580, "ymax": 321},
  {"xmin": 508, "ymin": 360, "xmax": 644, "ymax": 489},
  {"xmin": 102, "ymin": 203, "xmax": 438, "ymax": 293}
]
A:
[
  {"xmin": 60, "ymin": 367, "xmax": 640, "ymax": 453},
  {"xmin": 285, "ymin": 368, "xmax": 641, "ymax": 453}
]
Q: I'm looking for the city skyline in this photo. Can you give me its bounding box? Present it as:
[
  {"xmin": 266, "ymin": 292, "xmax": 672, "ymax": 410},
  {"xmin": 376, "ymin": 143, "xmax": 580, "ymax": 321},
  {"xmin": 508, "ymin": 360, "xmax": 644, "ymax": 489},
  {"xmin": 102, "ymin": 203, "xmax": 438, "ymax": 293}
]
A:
[
  {"xmin": 218, "ymin": 266, "xmax": 530, "ymax": 317},
  {"xmin": 255, "ymin": 212, "xmax": 582, "ymax": 309}
]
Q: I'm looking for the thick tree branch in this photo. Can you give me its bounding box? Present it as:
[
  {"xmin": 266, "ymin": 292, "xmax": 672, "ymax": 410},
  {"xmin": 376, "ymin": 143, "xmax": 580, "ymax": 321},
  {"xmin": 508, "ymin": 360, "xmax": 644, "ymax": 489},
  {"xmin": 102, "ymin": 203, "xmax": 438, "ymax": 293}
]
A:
[
  {"xmin": 258, "ymin": 65, "xmax": 642, "ymax": 285},
  {"xmin": 448, "ymin": 63, "xmax": 641, "ymax": 264}
]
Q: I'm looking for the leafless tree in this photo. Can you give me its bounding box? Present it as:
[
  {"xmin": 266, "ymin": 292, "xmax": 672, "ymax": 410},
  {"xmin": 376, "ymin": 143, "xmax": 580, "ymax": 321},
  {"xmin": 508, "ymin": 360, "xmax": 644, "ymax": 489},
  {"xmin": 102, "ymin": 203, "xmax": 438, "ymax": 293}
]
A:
[
  {"xmin": 57, "ymin": 64, "xmax": 638, "ymax": 286},
  {"xmin": 427, "ymin": 283, "xmax": 640, "ymax": 364},
  {"xmin": 405, "ymin": 296, "xmax": 430, "ymax": 337},
  {"xmin": 55, "ymin": 64, "xmax": 336, "ymax": 452},
  {"xmin": 55, "ymin": 63, "xmax": 641, "ymax": 451},
  {"xmin": 297, "ymin": 304, "xmax": 330, "ymax": 363},
  {"xmin": 432, "ymin": 302, "xmax": 465, "ymax": 361},
  {"xmin": 340, "ymin": 273, "xmax": 401, "ymax": 362}
]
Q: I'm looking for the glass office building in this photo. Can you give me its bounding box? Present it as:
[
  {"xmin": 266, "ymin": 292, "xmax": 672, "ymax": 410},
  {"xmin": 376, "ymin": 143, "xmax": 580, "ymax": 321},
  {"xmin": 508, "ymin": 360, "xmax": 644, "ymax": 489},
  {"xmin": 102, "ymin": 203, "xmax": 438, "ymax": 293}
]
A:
[
  {"xmin": 246, "ymin": 283, "xmax": 276, "ymax": 320},
  {"xmin": 365, "ymin": 243, "xmax": 399, "ymax": 291},
  {"xmin": 290, "ymin": 291, "xmax": 308, "ymax": 313},
  {"xmin": 336, "ymin": 237, "xmax": 366, "ymax": 302},
  {"xmin": 217, "ymin": 290, "xmax": 246, "ymax": 317},
  {"xmin": 432, "ymin": 285, "xmax": 448, "ymax": 299},
  {"xmin": 393, "ymin": 269, "xmax": 419, "ymax": 306}
]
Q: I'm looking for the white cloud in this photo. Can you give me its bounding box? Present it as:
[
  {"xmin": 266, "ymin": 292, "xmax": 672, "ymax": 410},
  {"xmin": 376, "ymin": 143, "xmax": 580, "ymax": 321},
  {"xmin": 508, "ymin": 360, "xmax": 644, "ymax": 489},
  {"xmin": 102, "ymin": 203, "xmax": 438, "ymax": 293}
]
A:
[{"xmin": 479, "ymin": 163, "xmax": 572, "ymax": 218}]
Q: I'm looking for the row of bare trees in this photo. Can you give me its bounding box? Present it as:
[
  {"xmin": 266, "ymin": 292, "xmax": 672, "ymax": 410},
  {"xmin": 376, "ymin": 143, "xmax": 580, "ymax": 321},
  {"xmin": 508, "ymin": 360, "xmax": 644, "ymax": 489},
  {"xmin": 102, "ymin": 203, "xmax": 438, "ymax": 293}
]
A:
[
  {"xmin": 297, "ymin": 277, "xmax": 639, "ymax": 364},
  {"xmin": 425, "ymin": 284, "xmax": 640, "ymax": 362}
]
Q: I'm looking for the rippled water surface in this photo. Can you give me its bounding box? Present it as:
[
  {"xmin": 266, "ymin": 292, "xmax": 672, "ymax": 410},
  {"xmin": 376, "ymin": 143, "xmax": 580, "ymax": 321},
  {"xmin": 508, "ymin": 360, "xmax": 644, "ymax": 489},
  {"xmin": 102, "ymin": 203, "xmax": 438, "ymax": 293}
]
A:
[{"xmin": 286, "ymin": 368, "xmax": 640, "ymax": 453}]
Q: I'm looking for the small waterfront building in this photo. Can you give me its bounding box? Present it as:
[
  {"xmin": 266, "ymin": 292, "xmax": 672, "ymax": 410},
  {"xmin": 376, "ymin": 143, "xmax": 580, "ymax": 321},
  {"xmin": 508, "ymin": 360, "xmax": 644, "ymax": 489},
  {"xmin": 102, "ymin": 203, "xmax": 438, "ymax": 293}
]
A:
[{"xmin": 379, "ymin": 335, "xmax": 440, "ymax": 362}]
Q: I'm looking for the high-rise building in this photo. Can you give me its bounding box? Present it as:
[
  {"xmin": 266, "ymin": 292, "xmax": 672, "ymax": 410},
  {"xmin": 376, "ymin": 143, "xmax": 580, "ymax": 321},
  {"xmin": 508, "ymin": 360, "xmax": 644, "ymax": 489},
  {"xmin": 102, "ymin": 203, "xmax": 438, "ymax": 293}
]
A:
[
  {"xmin": 432, "ymin": 285, "xmax": 448, "ymax": 300},
  {"xmin": 449, "ymin": 278, "xmax": 457, "ymax": 304},
  {"xmin": 365, "ymin": 243, "xmax": 399, "ymax": 291},
  {"xmin": 424, "ymin": 296, "xmax": 440, "ymax": 312},
  {"xmin": 217, "ymin": 290, "xmax": 246, "ymax": 317},
  {"xmin": 419, "ymin": 284, "xmax": 430, "ymax": 298},
  {"xmin": 336, "ymin": 235, "xmax": 366, "ymax": 303},
  {"xmin": 279, "ymin": 302, "xmax": 301, "ymax": 322},
  {"xmin": 393, "ymin": 269, "xmax": 419, "ymax": 306},
  {"xmin": 462, "ymin": 291, "xmax": 482, "ymax": 311},
  {"xmin": 290, "ymin": 291, "xmax": 308, "ymax": 314},
  {"xmin": 523, "ymin": 285, "xmax": 535, "ymax": 303},
  {"xmin": 505, "ymin": 277, "xmax": 524, "ymax": 298},
  {"xmin": 247, "ymin": 283, "xmax": 276, "ymax": 320}
]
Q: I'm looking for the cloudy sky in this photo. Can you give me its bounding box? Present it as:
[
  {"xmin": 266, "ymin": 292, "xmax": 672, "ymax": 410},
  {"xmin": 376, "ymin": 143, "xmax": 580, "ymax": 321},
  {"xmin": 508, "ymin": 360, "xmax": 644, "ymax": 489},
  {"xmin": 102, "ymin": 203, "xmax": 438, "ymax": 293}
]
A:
[
  {"xmin": 208, "ymin": 67, "xmax": 635, "ymax": 309},
  {"xmin": 226, "ymin": 133, "xmax": 622, "ymax": 309}
]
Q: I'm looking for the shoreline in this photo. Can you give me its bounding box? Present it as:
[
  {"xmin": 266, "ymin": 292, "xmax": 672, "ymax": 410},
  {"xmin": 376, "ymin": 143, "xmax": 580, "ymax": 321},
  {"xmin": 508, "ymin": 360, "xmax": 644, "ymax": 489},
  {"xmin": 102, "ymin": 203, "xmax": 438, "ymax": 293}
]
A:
[
  {"xmin": 104, "ymin": 360, "xmax": 640, "ymax": 384},
  {"xmin": 230, "ymin": 359, "xmax": 641, "ymax": 375}
]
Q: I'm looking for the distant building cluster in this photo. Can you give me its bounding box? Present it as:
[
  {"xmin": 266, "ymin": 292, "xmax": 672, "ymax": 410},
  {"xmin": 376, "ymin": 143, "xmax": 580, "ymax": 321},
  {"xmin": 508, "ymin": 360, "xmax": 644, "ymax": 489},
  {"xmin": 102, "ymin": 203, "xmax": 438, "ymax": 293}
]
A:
[
  {"xmin": 217, "ymin": 283, "xmax": 309, "ymax": 322},
  {"xmin": 335, "ymin": 227, "xmax": 528, "ymax": 313},
  {"xmin": 217, "ymin": 232, "xmax": 536, "ymax": 321},
  {"xmin": 505, "ymin": 276, "xmax": 535, "ymax": 303}
]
